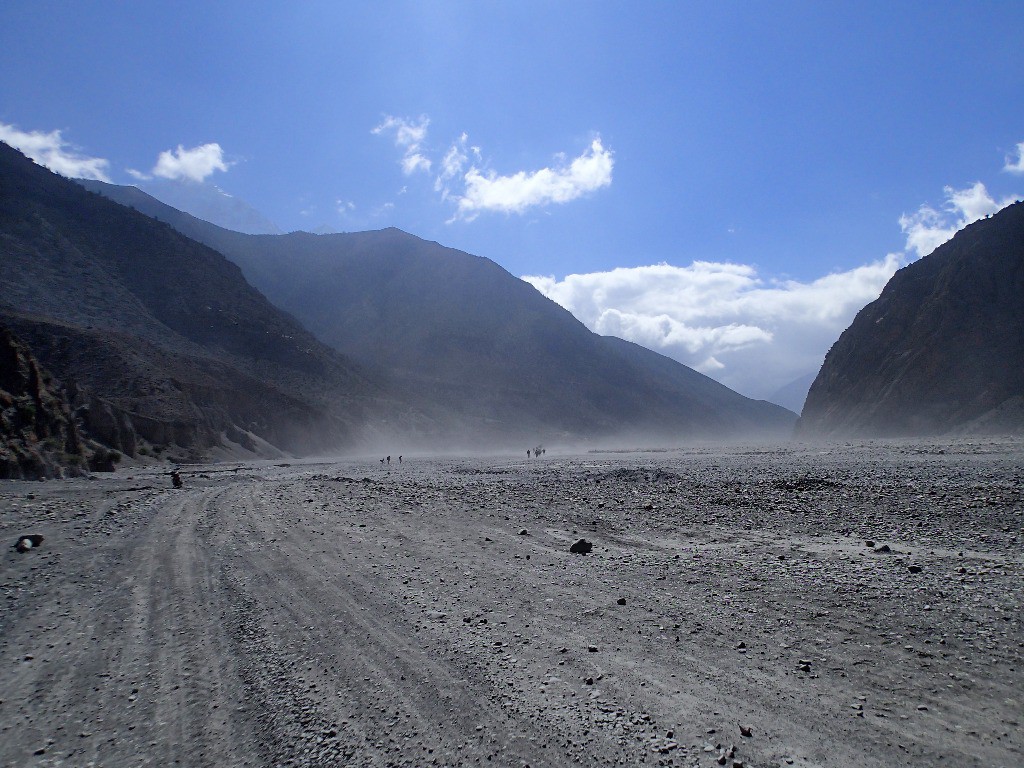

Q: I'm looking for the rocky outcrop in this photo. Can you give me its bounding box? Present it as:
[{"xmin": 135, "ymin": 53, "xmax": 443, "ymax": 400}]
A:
[
  {"xmin": 0, "ymin": 326, "xmax": 90, "ymax": 479},
  {"xmin": 798, "ymin": 201, "xmax": 1024, "ymax": 437}
]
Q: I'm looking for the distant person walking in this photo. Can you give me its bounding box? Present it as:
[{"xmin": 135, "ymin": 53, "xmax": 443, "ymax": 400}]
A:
[
  {"xmin": 527, "ymin": 449, "xmax": 531, "ymax": 459},
  {"xmin": 171, "ymin": 470, "xmax": 183, "ymax": 488},
  {"xmin": 387, "ymin": 455, "xmax": 391, "ymax": 465},
  {"xmin": 398, "ymin": 455, "xmax": 403, "ymax": 464}
]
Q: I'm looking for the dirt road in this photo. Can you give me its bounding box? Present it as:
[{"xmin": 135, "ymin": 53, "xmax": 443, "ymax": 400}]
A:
[{"xmin": 1, "ymin": 439, "xmax": 1021, "ymax": 767}]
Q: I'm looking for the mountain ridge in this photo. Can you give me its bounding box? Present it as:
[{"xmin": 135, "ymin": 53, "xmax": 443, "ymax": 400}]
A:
[
  {"xmin": 79, "ymin": 179, "xmax": 796, "ymax": 444},
  {"xmin": 1, "ymin": 142, "xmax": 394, "ymax": 460}
]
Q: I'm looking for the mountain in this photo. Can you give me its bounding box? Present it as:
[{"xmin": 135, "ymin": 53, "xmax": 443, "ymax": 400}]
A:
[
  {"xmin": 0, "ymin": 142, "xmax": 392, "ymax": 462},
  {"xmin": 0, "ymin": 325, "xmax": 92, "ymax": 479},
  {"xmin": 79, "ymin": 180, "xmax": 796, "ymax": 444},
  {"xmin": 767, "ymin": 371, "xmax": 816, "ymax": 415},
  {"xmin": 136, "ymin": 178, "xmax": 281, "ymax": 234},
  {"xmin": 798, "ymin": 201, "xmax": 1024, "ymax": 437}
]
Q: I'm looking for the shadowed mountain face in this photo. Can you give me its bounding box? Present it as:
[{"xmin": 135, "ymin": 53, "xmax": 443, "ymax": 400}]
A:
[
  {"xmin": 0, "ymin": 143, "xmax": 389, "ymax": 460},
  {"xmin": 0, "ymin": 325, "xmax": 91, "ymax": 479},
  {"xmin": 799, "ymin": 201, "xmax": 1024, "ymax": 437},
  {"xmin": 80, "ymin": 180, "xmax": 796, "ymax": 444}
]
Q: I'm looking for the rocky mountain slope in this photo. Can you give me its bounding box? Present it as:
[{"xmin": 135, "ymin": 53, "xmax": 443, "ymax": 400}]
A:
[
  {"xmin": 0, "ymin": 325, "xmax": 94, "ymax": 479},
  {"xmin": 0, "ymin": 142, "xmax": 393, "ymax": 462},
  {"xmin": 79, "ymin": 180, "xmax": 796, "ymax": 444},
  {"xmin": 799, "ymin": 201, "xmax": 1024, "ymax": 437}
]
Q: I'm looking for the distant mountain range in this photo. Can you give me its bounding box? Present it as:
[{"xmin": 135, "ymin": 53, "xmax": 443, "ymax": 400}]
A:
[
  {"xmin": 767, "ymin": 371, "xmax": 816, "ymax": 415},
  {"xmin": 799, "ymin": 201, "xmax": 1024, "ymax": 437},
  {"xmin": 78, "ymin": 178, "xmax": 797, "ymax": 446},
  {"xmin": 2, "ymin": 142, "xmax": 796, "ymax": 471}
]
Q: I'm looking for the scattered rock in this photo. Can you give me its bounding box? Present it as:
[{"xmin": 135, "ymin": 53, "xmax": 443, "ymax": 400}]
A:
[
  {"xmin": 616, "ymin": 597, "xmax": 627, "ymax": 605},
  {"xmin": 518, "ymin": 528, "xmax": 528, "ymax": 535},
  {"xmin": 14, "ymin": 533, "xmax": 44, "ymax": 553},
  {"xmin": 739, "ymin": 724, "xmax": 753, "ymax": 737},
  {"xmin": 908, "ymin": 564, "xmax": 923, "ymax": 573},
  {"xmin": 874, "ymin": 544, "xmax": 891, "ymax": 553},
  {"xmin": 569, "ymin": 538, "xmax": 593, "ymax": 554}
]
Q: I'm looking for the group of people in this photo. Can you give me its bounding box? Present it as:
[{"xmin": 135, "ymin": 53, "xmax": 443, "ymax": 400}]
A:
[
  {"xmin": 527, "ymin": 447, "xmax": 546, "ymax": 458},
  {"xmin": 379, "ymin": 455, "xmax": 403, "ymax": 466}
]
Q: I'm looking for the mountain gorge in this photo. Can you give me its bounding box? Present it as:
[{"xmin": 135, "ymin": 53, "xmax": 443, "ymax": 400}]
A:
[
  {"xmin": 79, "ymin": 179, "xmax": 797, "ymax": 445},
  {"xmin": 799, "ymin": 201, "xmax": 1024, "ymax": 437}
]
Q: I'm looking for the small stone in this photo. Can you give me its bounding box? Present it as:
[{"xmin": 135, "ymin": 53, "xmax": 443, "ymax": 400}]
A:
[
  {"xmin": 14, "ymin": 534, "xmax": 44, "ymax": 553},
  {"xmin": 616, "ymin": 597, "xmax": 627, "ymax": 606},
  {"xmin": 587, "ymin": 645, "xmax": 598, "ymax": 653},
  {"xmin": 865, "ymin": 540, "xmax": 874, "ymax": 547},
  {"xmin": 518, "ymin": 529, "xmax": 528, "ymax": 535},
  {"xmin": 874, "ymin": 544, "xmax": 891, "ymax": 553},
  {"xmin": 739, "ymin": 724, "xmax": 753, "ymax": 737},
  {"xmin": 908, "ymin": 564, "xmax": 923, "ymax": 573}
]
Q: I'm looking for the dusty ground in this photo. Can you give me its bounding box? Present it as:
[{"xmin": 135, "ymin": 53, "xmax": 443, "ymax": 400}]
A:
[{"xmin": 1, "ymin": 438, "xmax": 1021, "ymax": 768}]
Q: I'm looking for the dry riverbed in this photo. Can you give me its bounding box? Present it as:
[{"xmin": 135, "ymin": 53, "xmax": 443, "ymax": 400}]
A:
[{"xmin": 1, "ymin": 438, "xmax": 1021, "ymax": 767}]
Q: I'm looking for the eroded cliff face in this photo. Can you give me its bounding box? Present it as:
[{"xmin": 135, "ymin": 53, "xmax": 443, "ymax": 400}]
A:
[
  {"xmin": 0, "ymin": 326, "xmax": 91, "ymax": 479},
  {"xmin": 798, "ymin": 201, "xmax": 1024, "ymax": 438}
]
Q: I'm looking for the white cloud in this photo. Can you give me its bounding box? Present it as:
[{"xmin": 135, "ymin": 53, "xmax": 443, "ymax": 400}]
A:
[
  {"xmin": 899, "ymin": 181, "xmax": 1015, "ymax": 258},
  {"xmin": 453, "ymin": 138, "xmax": 613, "ymax": 221},
  {"xmin": 372, "ymin": 115, "xmax": 612, "ymax": 220},
  {"xmin": 372, "ymin": 115, "xmax": 432, "ymax": 176},
  {"xmin": 1004, "ymin": 142, "xmax": 1024, "ymax": 174},
  {"xmin": 151, "ymin": 142, "xmax": 230, "ymax": 183},
  {"xmin": 0, "ymin": 122, "xmax": 110, "ymax": 181},
  {"xmin": 524, "ymin": 256, "xmax": 902, "ymax": 400}
]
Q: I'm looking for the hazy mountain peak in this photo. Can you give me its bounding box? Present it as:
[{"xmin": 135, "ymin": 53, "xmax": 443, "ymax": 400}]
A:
[{"xmin": 136, "ymin": 177, "xmax": 281, "ymax": 235}]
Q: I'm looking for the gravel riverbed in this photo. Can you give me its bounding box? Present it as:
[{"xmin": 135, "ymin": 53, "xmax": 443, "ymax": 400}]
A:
[{"xmin": 1, "ymin": 438, "xmax": 1021, "ymax": 767}]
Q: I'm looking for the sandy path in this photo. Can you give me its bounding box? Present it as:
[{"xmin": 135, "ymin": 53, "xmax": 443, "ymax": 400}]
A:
[{"xmin": 1, "ymin": 439, "xmax": 1021, "ymax": 767}]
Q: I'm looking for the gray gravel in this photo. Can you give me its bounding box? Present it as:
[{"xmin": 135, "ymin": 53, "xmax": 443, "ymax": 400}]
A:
[{"xmin": 0, "ymin": 437, "xmax": 1021, "ymax": 767}]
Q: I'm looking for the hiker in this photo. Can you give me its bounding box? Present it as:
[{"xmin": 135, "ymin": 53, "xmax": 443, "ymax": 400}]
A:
[
  {"xmin": 171, "ymin": 470, "xmax": 183, "ymax": 489},
  {"xmin": 527, "ymin": 449, "xmax": 531, "ymax": 458},
  {"xmin": 387, "ymin": 455, "xmax": 391, "ymax": 465},
  {"xmin": 398, "ymin": 455, "xmax": 403, "ymax": 464}
]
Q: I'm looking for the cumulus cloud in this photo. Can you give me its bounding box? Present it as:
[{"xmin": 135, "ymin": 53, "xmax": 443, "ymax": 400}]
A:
[
  {"xmin": 0, "ymin": 122, "xmax": 110, "ymax": 181},
  {"xmin": 524, "ymin": 256, "xmax": 902, "ymax": 400},
  {"xmin": 373, "ymin": 115, "xmax": 613, "ymax": 220},
  {"xmin": 1004, "ymin": 142, "xmax": 1024, "ymax": 174},
  {"xmin": 453, "ymin": 138, "xmax": 613, "ymax": 221},
  {"xmin": 151, "ymin": 142, "xmax": 230, "ymax": 183},
  {"xmin": 372, "ymin": 115, "xmax": 432, "ymax": 175},
  {"xmin": 899, "ymin": 181, "xmax": 1016, "ymax": 258}
]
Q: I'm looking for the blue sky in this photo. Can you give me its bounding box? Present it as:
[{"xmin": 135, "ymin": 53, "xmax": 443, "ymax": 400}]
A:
[{"xmin": 2, "ymin": 1, "xmax": 1022, "ymax": 402}]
